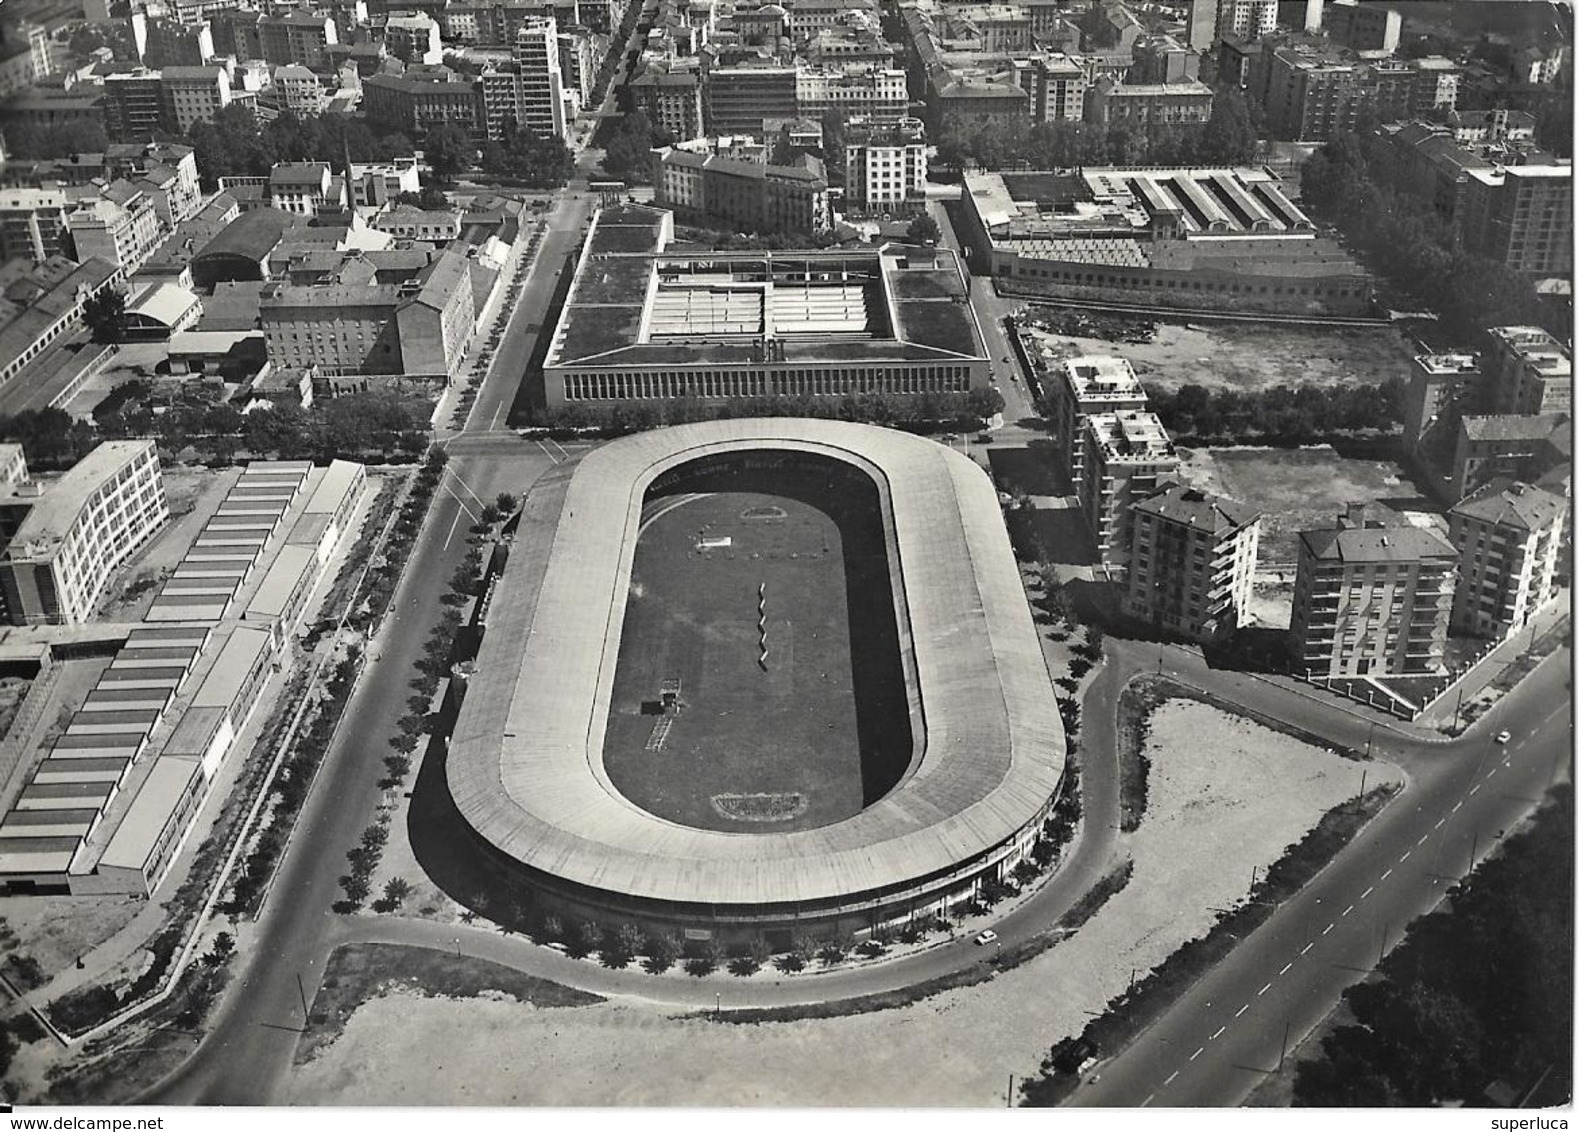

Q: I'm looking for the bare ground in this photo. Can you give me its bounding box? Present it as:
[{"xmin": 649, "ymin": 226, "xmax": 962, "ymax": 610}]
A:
[
  {"xmin": 286, "ymin": 699, "xmax": 1395, "ymax": 1107},
  {"xmin": 1021, "ymin": 321, "xmax": 1418, "ymax": 395}
]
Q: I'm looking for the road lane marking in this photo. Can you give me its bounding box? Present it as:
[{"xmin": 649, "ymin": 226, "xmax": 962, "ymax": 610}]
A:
[
  {"xmin": 1279, "ymin": 962, "xmax": 1293, "ymax": 975},
  {"xmin": 1322, "ymin": 924, "xmax": 1334, "ymax": 936},
  {"xmin": 1235, "ymin": 1004, "xmax": 1248, "ymax": 1017},
  {"xmin": 488, "ymin": 401, "xmax": 505, "ymax": 431},
  {"xmin": 1361, "ymin": 886, "xmax": 1374, "ymax": 899},
  {"xmin": 1210, "ymin": 1026, "xmax": 1225, "ymax": 1040},
  {"xmin": 1470, "ymin": 784, "xmax": 1481, "ymax": 795},
  {"xmin": 1300, "ymin": 943, "xmax": 1313, "ymax": 955},
  {"xmin": 1259, "ymin": 983, "xmax": 1272, "ymax": 996},
  {"xmin": 1417, "ymin": 834, "xmax": 1430, "ymax": 845},
  {"xmin": 1452, "ymin": 802, "xmax": 1462, "ymax": 812},
  {"xmin": 1190, "ymin": 1048, "xmax": 1204, "ymax": 1062},
  {"xmin": 1434, "ymin": 818, "xmax": 1445, "ymax": 829},
  {"xmin": 1343, "ymin": 905, "xmax": 1354, "ymax": 916},
  {"xmin": 1487, "ymin": 767, "xmax": 1498, "ymax": 778},
  {"xmin": 1400, "ymin": 851, "xmax": 1411, "ymax": 862},
  {"xmin": 1142, "ymin": 1094, "xmax": 1155, "ymax": 1107},
  {"xmin": 1165, "ymin": 1071, "xmax": 1179, "ymax": 1085},
  {"xmin": 1382, "ymin": 868, "xmax": 1393, "ymax": 879}
]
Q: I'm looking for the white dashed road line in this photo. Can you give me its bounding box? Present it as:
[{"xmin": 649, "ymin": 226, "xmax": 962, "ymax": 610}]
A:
[
  {"xmin": 1361, "ymin": 886, "xmax": 1374, "ymax": 899},
  {"xmin": 1190, "ymin": 1048, "xmax": 1204, "ymax": 1062},
  {"xmin": 1322, "ymin": 924, "xmax": 1334, "ymax": 936},
  {"xmin": 1210, "ymin": 1026, "xmax": 1225, "ymax": 1040},
  {"xmin": 1279, "ymin": 962, "xmax": 1293, "ymax": 975},
  {"xmin": 1259, "ymin": 983, "xmax": 1272, "ymax": 996},
  {"xmin": 1434, "ymin": 818, "xmax": 1445, "ymax": 829},
  {"xmin": 1342, "ymin": 905, "xmax": 1353, "ymax": 917},
  {"xmin": 1165, "ymin": 1071, "xmax": 1179, "ymax": 1085},
  {"xmin": 1234, "ymin": 1005, "xmax": 1248, "ymax": 1018},
  {"xmin": 1381, "ymin": 868, "xmax": 1393, "ymax": 879},
  {"xmin": 1400, "ymin": 851, "xmax": 1411, "ymax": 862},
  {"xmin": 1470, "ymin": 784, "xmax": 1482, "ymax": 795},
  {"xmin": 1452, "ymin": 801, "xmax": 1462, "ymax": 812}
]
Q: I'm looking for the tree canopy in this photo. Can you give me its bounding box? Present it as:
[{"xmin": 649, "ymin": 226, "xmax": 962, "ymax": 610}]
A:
[
  {"xmin": 480, "ymin": 121, "xmax": 573, "ymax": 187},
  {"xmin": 600, "ymin": 111, "xmax": 672, "ymax": 183},
  {"xmin": 184, "ymin": 105, "xmax": 415, "ymax": 189},
  {"xmin": 421, "ymin": 123, "xmax": 474, "ymax": 185}
]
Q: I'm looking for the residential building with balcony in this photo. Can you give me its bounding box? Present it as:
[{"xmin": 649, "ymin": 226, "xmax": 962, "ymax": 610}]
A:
[
  {"xmin": 1085, "ymin": 76, "xmax": 1214, "ymax": 127},
  {"xmin": 160, "ymin": 65, "xmax": 233, "ymax": 133},
  {"xmin": 64, "ymin": 181, "xmax": 164, "ymax": 275},
  {"xmin": 1484, "ymin": 325, "xmax": 1571, "ymax": 418},
  {"xmin": 514, "ymin": 15, "xmax": 570, "ymax": 138},
  {"xmin": 1049, "ymin": 354, "xmax": 1149, "ymax": 491},
  {"xmin": 629, "ymin": 67, "xmax": 704, "ymax": 141},
  {"xmin": 0, "ymin": 187, "xmax": 67, "ymax": 263},
  {"xmin": 653, "ymin": 147, "xmax": 831, "ymax": 234},
  {"xmin": 1122, "ymin": 484, "xmax": 1261, "ymax": 642},
  {"xmin": 258, "ymin": 12, "xmax": 338, "ymax": 70},
  {"xmin": 1290, "ymin": 502, "xmax": 1458, "ymax": 677},
  {"xmin": 1455, "ymin": 164, "xmax": 1573, "ymax": 280},
  {"xmin": 1448, "ymin": 479, "xmax": 1565, "ymax": 638},
  {"xmin": 1450, "ymin": 414, "xmax": 1571, "ymax": 502},
  {"xmin": 843, "ymin": 117, "xmax": 927, "ymax": 211},
  {"xmin": 1402, "ymin": 351, "xmax": 1478, "ymax": 461},
  {"xmin": 1079, "ymin": 409, "xmax": 1179, "ymax": 572}
]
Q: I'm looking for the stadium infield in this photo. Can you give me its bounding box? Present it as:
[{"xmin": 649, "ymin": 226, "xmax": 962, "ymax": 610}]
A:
[{"xmin": 605, "ymin": 481, "xmax": 911, "ymax": 834}]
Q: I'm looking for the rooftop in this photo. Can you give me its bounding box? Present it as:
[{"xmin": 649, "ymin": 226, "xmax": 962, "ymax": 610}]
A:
[
  {"xmin": 1086, "ymin": 410, "xmax": 1175, "ymax": 461},
  {"xmin": 1451, "ymin": 479, "xmax": 1567, "ymax": 532},
  {"xmin": 1461, "ymin": 414, "xmax": 1569, "ymax": 443},
  {"xmin": 1, "ymin": 441, "xmax": 156, "ymax": 562},
  {"xmin": 1061, "ymin": 354, "xmax": 1145, "ymax": 400},
  {"xmin": 1134, "ymin": 484, "xmax": 1260, "ymax": 533}
]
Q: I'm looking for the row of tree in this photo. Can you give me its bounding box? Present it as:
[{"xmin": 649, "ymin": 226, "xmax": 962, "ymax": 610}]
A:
[
  {"xmin": 932, "ymin": 87, "xmax": 1258, "ymax": 172},
  {"xmin": 1142, "ymin": 377, "xmax": 1406, "ymax": 445},
  {"xmin": 1299, "ymin": 131, "xmax": 1545, "ymax": 337},
  {"xmin": 532, "ymin": 387, "xmax": 1006, "ymax": 435},
  {"xmin": 1293, "ymin": 785, "xmax": 1572, "ymax": 1106}
]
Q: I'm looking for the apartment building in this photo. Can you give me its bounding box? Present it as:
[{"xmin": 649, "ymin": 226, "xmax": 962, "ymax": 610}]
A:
[
  {"xmin": 1455, "ymin": 164, "xmax": 1574, "ymax": 280},
  {"xmin": 64, "ymin": 181, "xmax": 164, "ymax": 275},
  {"xmin": 1401, "ymin": 352, "xmax": 1478, "ymax": 456},
  {"xmin": 0, "ymin": 187, "xmax": 67, "ymax": 263},
  {"xmin": 271, "ymin": 64, "xmax": 325, "ymax": 116},
  {"xmin": 102, "ymin": 72, "xmax": 166, "ymax": 142},
  {"xmin": 629, "ymin": 68, "xmax": 705, "ymax": 141},
  {"xmin": 794, "ymin": 65, "xmax": 908, "ymax": 124},
  {"xmin": 1290, "ymin": 503, "xmax": 1458, "ymax": 677},
  {"xmin": 843, "ymin": 117, "xmax": 927, "ymax": 211},
  {"xmin": 143, "ymin": 17, "xmax": 215, "ymax": 67},
  {"xmin": 268, "ymin": 163, "xmax": 342, "ymax": 216},
  {"xmin": 1085, "ymin": 77, "xmax": 1215, "ymax": 127},
  {"xmin": 160, "ymin": 65, "xmax": 233, "ymax": 133},
  {"xmin": 365, "ymin": 67, "xmax": 487, "ymax": 139},
  {"xmin": 1450, "ymin": 414, "xmax": 1571, "ymax": 502},
  {"xmin": 703, "ymin": 64, "xmax": 797, "ymax": 135},
  {"xmin": 1079, "ymin": 409, "xmax": 1180, "ymax": 572},
  {"xmin": 514, "ymin": 16, "xmax": 570, "ymax": 138},
  {"xmin": 653, "ymin": 147, "xmax": 831, "ymax": 234},
  {"xmin": 383, "ymin": 14, "xmax": 444, "ymax": 65},
  {"xmin": 1448, "ymin": 480, "xmax": 1565, "ymax": 638},
  {"xmin": 1050, "ymin": 354, "xmax": 1149, "ymax": 492},
  {"xmin": 258, "ymin": 12, "xmax": 338, "ymax": 70},
  {"xmin": 1122, "ymin": 484, "xmax": 1261, "ymax": 643},
  {"xmin": 1484, "ymin": 325, "xmax": 1572, "ymax": 418},
  {"xmin": 1013, "ymin": 52, "xmax": 1086, "ymax": 123},
  {"xmin": 0, "ymin": 440, "xmax": 169, "ymax": 626},
  {"xmin": 1217, "ymin": 0, "xmax": 1278, "ymax": 39}
]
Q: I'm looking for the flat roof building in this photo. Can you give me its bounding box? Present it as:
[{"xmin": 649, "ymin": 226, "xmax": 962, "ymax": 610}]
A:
[
  {"xmin": 1484, "ymin": 325, "xmax": 1571, "ymax": 419},
  {"xmin": 542, "ymin": 205, "xmax": 990, "ymax": 407},
  {"xmin": 1079, "ymin": 410, "xmax": 1179, "ymax": 572},
  {"xmin": 0, "ymin": 441, "xmax": 168, "ymax": 626},
  {"xmin": 1049, "ymin": 354, "xmax": 1149, "ymax": 492}
]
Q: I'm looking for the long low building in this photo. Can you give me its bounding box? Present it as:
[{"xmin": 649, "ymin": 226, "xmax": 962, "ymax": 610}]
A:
[
  {"xmin": 957, "ymin": 166, "xmax": 1374, "ymax": 317},
  {"xmin": 541, "ymin": 205, "xmax": 991, "ymax": 407},
  {"xmin": 446, "ymin": 418, "xmax": 1065, "ymax": 942}
]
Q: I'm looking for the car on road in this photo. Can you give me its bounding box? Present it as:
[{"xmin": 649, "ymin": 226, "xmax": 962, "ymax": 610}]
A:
[
  {"xmin": 1494, "ymin": 730, "xmax": 1512, "ymax": 744},
  {"xmin": 974, "ymin": 929, "xmax": 998, "ymax": 946}
]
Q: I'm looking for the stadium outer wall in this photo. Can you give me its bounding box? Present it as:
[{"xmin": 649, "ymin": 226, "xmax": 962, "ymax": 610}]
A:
[{"xmin": 446, "ymin": 420, "xmax": 1066, "ymax": 948}]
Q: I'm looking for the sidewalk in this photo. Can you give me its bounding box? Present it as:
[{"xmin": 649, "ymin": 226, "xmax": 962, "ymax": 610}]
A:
[{"xmin": 1414, "ymin": 592, "xmax": 1570, "ymax": 730}]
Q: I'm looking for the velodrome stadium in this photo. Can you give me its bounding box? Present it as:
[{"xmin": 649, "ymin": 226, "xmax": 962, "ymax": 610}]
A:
[{"xmin": 446, "ymin": 419, "xmax": 1066, "ymax": 943}]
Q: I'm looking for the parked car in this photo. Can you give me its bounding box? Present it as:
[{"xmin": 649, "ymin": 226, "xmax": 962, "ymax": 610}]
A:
[{"xmin": 974, "ymin": 929, "xmax": 998, "ymax": 946}]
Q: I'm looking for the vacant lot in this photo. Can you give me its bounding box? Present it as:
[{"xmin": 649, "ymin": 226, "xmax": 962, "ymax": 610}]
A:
[
  {"xmin": 1174, "ymin": 445, "xmax": 1441, "ymax": 566},
  {"xmin": 288, "ymin": 700, "xmax": 1384, "ymax": 1107},
  {"xmin": 1023, "ymin": 319, "xmax": 1418, "ymax": 395}
]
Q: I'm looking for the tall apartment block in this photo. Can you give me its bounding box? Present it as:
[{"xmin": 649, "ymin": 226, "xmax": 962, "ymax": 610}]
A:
[
  {"xmin": 1448, "ymin": 480, "xmax": 1566, "ymax": 638},
  {"xmin": 1079, "ymin": 410, "xmax": 1179, "ymax": 572},
  {"xmin": 1484, "ymin": 325, "xmax": 1572, "ymax": 418},
  {"xmin": 1217, "ymin": 0, "xmax": 1278, "ymax": 39},
  {"xmin": 514, "ymin": 16, "xmax": 569, "ymax": 138},
  {"xmin": 703, "ymin": 65, "xmax": 797, "ymax": 135},
  {"xmin": 1122, "ymin": 484, "xmax": 1261, "ymax": 642},
  {"xmin": 1401, "ymin": 352, "xmax": 1478, "ymax": 455},
  {"xmin": 1457, "ymin": 164, "xmax": 1573, "ymax": 279},
  {"xmin": 843, "ymin": 117, "xmax": 927, "ymax": 210},
  {"xmin": 1290, "ymin": 503, "xmax": 1457, "ymax": 677},
  {"xmin": 1050, "ymin": 354, "xmax": 1148, "ymax": 491},
  {"xmin": 0, "ymin": 187, "xmax": 67, "ymax": 263},
  {"xmin": 0, "ymin": 440, "xmax": 169, "ymax": 626}
]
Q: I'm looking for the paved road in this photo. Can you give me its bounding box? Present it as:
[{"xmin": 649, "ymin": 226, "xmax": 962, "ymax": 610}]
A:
[
  {"xmin": 140, "ymin": 173, "xmax": 596, "ymax": 1107},
  {"xmin": 1072, "ymin": 645, "xmax": 1572, "ymax": 1108}
]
